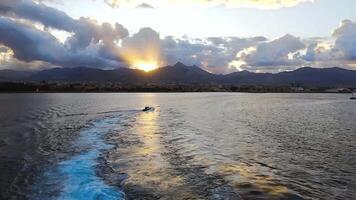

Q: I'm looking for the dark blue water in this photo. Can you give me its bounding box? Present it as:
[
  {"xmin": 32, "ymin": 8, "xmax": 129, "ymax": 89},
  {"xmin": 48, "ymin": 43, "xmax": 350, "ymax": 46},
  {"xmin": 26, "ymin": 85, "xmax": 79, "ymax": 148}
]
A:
[{"xmin": 0, "ymin": 93, "xmax": 355, "ymax": 200}]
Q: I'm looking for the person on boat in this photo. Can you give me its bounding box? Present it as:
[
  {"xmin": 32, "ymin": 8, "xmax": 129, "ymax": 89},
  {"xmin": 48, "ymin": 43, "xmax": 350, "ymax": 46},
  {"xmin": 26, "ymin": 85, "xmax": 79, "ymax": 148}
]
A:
[{"xmin": 142, "ymin": 106, "xmax": 153, "ymax": 111}]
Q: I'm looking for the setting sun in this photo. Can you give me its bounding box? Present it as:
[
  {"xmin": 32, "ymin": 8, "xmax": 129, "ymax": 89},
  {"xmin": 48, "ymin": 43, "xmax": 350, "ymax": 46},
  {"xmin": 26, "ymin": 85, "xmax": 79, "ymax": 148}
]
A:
[
  {"xmin": 2, "ymin": 0, "xmax": 356, "ymax": 200},
  {"xmin": 133, "ymin": 61, "xmax": 158, "ymax": 72}
]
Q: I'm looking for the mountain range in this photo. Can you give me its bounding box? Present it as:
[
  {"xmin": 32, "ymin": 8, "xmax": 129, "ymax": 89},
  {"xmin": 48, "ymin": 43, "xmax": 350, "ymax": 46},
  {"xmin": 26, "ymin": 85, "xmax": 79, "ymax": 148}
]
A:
[{"xmin": 1, "ymin": 62, "xmax": 356, "ymax": 87}]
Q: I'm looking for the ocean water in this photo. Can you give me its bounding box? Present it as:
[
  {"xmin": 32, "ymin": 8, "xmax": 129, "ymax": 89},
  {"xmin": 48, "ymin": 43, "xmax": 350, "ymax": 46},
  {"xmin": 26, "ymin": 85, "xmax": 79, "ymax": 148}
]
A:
[{"xmin": 0, "ymin": 93, "xmax": 355, "ymax": 200}]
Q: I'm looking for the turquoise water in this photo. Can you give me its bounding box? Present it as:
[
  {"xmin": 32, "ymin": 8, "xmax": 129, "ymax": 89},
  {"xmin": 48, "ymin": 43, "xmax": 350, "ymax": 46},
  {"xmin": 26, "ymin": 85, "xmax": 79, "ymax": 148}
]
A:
[{"xmin": 54, "ymin": 117, "xmax": 124, "ymax": 200}]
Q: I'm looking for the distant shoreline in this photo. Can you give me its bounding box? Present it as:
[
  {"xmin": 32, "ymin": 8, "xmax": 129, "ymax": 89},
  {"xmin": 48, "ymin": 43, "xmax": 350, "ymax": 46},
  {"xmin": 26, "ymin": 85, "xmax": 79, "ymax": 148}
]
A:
[
  {"xmin": 0, "ymin": 82, "xmax": 354, "ymax": 94},
  {"xmin": 0, "ymin": 91, "xmax": 353, "ymax": 94},
  {"xmin": 0, "ymin": 91, "xmax": 352, "ymax": 94}
]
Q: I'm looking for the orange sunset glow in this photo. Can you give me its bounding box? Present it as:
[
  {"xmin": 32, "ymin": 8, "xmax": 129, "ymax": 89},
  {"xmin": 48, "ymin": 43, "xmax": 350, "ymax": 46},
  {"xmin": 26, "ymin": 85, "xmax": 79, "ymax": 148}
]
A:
[
  {"xmin": 1, "ymin": 1, "xmax": 356, "ymax": 200},
  {"xmin": 132, "ymin": 61, "xmax": 158, "ymax": 72}
]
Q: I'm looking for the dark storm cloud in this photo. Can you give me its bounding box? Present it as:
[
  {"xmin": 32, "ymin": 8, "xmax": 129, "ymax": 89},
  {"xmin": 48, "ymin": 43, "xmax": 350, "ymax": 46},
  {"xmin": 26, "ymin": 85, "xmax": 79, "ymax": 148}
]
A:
[
  {"xmin": 0, "ymin": 0, "xmax": 128, "ymax": 69},
  {"xmin": 65, "ymin": 17, "xmax": 128, "ymax": 51},
  {"xmin": 0, "ymin": 0, "xmax": 129, "ymax": 51},
  {"xmin": 0, "ymin": 0, "xmax": 76, "ymax": 31},
  {"xmin": 0, "ymin": 17, "xmax": 123, "ymax": 68},
  {"xmin": 0, "ymin": 0, "xmax": 269, "ymax": 74},
  {"xmin": 0, "ymin": 0, "xmax": 21, "ymax": 12},
  {"xmin": 2, "ymin": 0, "xmax": 356, "ymax": 72}
]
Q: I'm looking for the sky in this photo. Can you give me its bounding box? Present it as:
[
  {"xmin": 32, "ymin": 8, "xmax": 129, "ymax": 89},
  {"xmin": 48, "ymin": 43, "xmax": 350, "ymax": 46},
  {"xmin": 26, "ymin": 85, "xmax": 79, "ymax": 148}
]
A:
[{"xmin": 1, "ymin": 0, "xmax": 356, "ymax": 73}]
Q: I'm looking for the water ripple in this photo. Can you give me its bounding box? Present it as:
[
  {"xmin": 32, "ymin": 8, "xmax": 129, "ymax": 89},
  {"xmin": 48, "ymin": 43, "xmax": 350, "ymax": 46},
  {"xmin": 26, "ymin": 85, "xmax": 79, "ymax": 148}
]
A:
[{"xmin": 47, "ymin": 117, "xmax": 125, "ymax": 200}]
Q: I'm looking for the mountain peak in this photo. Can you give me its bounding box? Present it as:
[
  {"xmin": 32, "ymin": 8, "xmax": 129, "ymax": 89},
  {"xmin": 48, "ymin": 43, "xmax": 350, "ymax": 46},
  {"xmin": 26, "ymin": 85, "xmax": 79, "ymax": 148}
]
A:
[
  {"xmin": 1, "ymin": 66, "xmax": 356, "ymax": 87},
  {"xmin": 173, "ymin": 62, "xmax": 186, "ymax": 67}
]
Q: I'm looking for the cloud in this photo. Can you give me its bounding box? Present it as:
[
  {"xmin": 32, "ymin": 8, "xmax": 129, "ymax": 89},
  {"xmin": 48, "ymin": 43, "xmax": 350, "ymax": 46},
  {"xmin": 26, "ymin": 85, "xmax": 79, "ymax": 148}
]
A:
[
  {"xmin": 119, "ymin": 27, "xmax": 161, "ymax": 68},
  {"xmin": 0, "ymin": 0, "xmax": 129, "ymax": 69},
  {"xmin": 0, "ymin": 0, "xmax": 76, "ymax": 32},
  {"xmin": 219, "ymin": 0, "xmax": 313, "ymax": 9},
  {"xmin": 104, "ymin": 0, "xmax": 119, "ymax": 8},
  {"xmin": 0, "ymin": 0, "xmax": 129, "ymax": 50},
  {"xmin": 0, "ymin": 46, "xmax": 10, "ymax": 53},
  {"xmin": 332, "ymin": 19, "xmax": 356, "ymax": 60},
  {"xmin": 1, "ymin": 0, "xmax": 356, "ymax": 74},
  {"xmin": 0, "ymin": 17, "xmax": 124, "ymax": 68},
  {"xmin": 136, "ymin": 3, "xmax": 155, "ymax": 9},
  {"xmin": 65, "ymin": 17, "xmax": 128, "ymax": 52},
  {"xmin": 232, "ymin": 20, "xmax": 356, "ymax": 72},
  {"xmin": 236, "ymin": 34, "xmax": 306, "ymax": 71},
  {"xmin": 0, "ymin": 0, "xmax": 321, "ymax": 74},
  {"xmin": 0, "ymin": 45, "xmax": 14, "ymax": 68},
  {"xmin": 161, "ymin": 36, "xmax": 266, "ymax": 73},
  {"xmin": 102, "ymin": 0, "xmax": 312, "ymax": 9},
  {"xmin": 299, "ymin": 20, "xmax": 356, "ymax": 65}
]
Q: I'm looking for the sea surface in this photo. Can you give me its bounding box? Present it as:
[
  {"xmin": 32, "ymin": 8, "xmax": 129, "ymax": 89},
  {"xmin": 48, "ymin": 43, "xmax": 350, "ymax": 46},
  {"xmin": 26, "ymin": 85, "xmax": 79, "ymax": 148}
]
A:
[{"xmin": 0, "ymin": 93, "xmax": 355, "ymax": 200}]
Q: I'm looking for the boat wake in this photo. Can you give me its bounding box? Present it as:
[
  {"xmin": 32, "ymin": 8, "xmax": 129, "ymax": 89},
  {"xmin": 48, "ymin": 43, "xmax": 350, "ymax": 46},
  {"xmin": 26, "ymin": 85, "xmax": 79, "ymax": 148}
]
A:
[{"xmin": 44, "ymin": 116, "xmax": 125, "ymax": 200}]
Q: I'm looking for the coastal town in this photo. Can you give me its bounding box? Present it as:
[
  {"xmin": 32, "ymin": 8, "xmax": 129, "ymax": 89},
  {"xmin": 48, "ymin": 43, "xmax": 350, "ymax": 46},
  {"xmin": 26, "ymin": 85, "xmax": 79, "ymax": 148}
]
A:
[{"xmin": 0, "ymin": 81, "xmax": 354, "ymax": 93}]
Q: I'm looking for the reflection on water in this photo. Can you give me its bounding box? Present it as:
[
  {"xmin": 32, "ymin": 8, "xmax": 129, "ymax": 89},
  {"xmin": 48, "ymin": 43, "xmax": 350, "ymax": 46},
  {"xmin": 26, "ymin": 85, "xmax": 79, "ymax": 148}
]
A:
[
  {"xmin": 106, "ymin": 94, "xmax": 194, "ymax": 199},
  {"xmin": 0, "ymin": 93, "xmax": 356, "ymax": 199},
  {"xmin": 135, "ymin": 109, "xmax": 160, "ymax": 156},
  {"xmin": 218, "ymin": 163, "xmax": 296, "ymax": 199}
]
